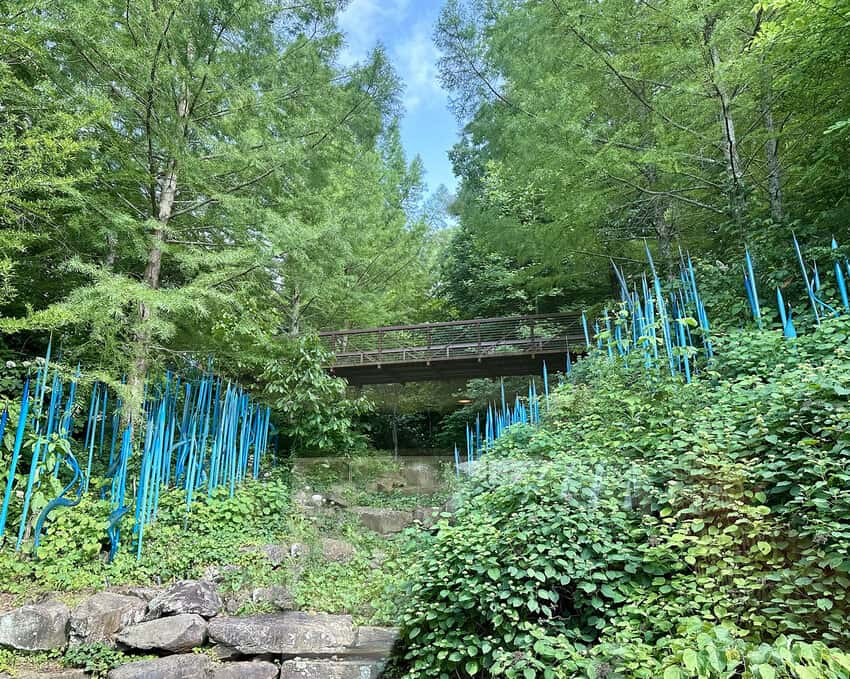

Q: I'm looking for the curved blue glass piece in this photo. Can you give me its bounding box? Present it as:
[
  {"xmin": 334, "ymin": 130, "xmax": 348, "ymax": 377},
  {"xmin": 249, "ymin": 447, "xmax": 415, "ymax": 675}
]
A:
[{"xmin": 33, "ymin": 451, "xmax": 83, "ymax": 550}]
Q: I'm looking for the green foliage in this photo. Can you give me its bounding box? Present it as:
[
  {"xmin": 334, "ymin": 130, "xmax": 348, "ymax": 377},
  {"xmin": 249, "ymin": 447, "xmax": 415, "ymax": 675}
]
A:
[
  {"xmin": 388, "ymin": 317, "xmax": 850, "ymax": 677},
  {"xmin": 434, "ymin": 0, "xmax": 850, "ymax": 312},
  {"xmin": 0, "ymin": 476, "xmax": 289, "ymax": 593},
  {"xmin": 63, "ymin": 643, "xmax": 138, "ymax": 677},
  {"xmin": 261, "ymin": 338, "xmax": 372, "ymax": 455},
  {"xmin": 0, "ymin": 0, "xmax": 439, "ymax": 440}
]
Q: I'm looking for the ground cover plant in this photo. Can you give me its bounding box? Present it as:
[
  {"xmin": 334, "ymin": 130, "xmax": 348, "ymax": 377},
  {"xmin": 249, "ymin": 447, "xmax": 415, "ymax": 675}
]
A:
[{"xmin": 388, "ymin": 316, "xmax": 850, "ymax": 678}]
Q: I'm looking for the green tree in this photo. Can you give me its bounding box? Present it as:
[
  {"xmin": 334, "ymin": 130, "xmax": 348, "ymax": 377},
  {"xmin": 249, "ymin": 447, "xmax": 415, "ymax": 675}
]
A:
[
  {"xmin": 435, "ymin": 0, "xmax": 850, "ymax": 289},
  {"xmin": 0, "ymin": 0, "xmax": 435, "ymax": 418}
]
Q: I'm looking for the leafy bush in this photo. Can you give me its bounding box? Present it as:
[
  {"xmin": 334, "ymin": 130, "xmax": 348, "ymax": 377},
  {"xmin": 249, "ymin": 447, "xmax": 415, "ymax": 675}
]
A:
[
  {"xmin": 0, "ymin": 476, "xmax": 290, "ymax": 593},
  {"xmin": 260, "ymin": 337, "xmax": 371, "ymax": 455},
  {"xmin": 388, "ymin": 318, "xmax": 850, "ymax": 677},
  {"xmin": 63, "ymin": 643, "xmax": 138, "ymax": 677}
]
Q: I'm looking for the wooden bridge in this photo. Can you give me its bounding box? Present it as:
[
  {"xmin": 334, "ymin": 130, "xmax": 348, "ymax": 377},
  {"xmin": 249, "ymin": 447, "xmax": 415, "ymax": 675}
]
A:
[{"xmin": 319, "ymin": 313, "xmax": 586, "ymax": 385}]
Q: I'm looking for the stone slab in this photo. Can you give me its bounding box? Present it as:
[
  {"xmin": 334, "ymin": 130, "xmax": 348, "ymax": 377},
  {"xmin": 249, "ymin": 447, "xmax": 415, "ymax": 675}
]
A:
[
  {"xmin": 70, "ymin": 592, "xmax": 147, "ymax": 645},
  {"xmin": 107, "ymin": 653, "xmax": 211, "ymax": 679},
  {"xmin": 208, "ymin": 612, "xmax": 355, "ymax": 656},
  {"xmin": 279, "ymin": 659, "xmax": 384, "ymax": 679},
  {"xmin": 210, "ymin": 660, "xmax": 279, "ymax": 679},
  {"xmin": 0, "ymin": 600, "xmax": 69, "ymax": 651},
  {"xmin": 117, "ymin": 613, "xmax": 207, "ymax": 652}
]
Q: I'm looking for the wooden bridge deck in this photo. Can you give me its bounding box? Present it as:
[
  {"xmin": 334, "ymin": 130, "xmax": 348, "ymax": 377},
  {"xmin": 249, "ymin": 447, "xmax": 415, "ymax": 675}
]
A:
[{"xmin": 319, "ymin": 313, "xmax": 586, "ymax": 384}]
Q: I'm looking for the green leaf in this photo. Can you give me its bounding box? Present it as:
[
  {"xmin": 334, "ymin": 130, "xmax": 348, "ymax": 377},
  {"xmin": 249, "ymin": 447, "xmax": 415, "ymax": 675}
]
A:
[{"xmin": 756, "ymin": 665, "xmax": 776, "ymax": 679}]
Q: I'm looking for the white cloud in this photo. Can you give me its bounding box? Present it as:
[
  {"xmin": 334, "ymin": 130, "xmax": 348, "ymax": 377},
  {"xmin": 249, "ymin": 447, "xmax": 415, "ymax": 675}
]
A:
[
  {"xmin": 337, "ymin": 0, "xmax": 411, "ymax": 65},
  {"xmin": 393, "ymin": 22, "xmax": 445, "ymax": 112},
  {"xmin": 337, "ymin": 1, "xmax": 445, "ymax": 113}
]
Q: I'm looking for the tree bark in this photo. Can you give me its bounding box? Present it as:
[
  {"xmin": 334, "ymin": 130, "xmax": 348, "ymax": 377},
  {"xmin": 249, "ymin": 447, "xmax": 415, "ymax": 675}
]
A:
[
  {"xmin": 654, "ymin": 199, "xmax": 675, "ymax": 278},
  {"xmin": 643, "ymin": 165, "xmax": 676, "ymax": 277},
  {"xmin": 705, "ymin": 19, "xmax": 745, "ymax": 218},
  {"xmin": 289, "ymin": 288, "xmax": 301, "ymax": 335},
  {"xmin": 127, "ymin": 160, "xmax": 177, "ymax": 420},
  {"xmin": 761, "ymin": 87, "xmax": 784, "ymax": 223}
]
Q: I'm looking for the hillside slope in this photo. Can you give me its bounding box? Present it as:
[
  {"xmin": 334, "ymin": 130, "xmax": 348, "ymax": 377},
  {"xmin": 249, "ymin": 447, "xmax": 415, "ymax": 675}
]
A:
[{"xmin": 389, "ymin": 319, "xmax": 850, "ymax": 678}]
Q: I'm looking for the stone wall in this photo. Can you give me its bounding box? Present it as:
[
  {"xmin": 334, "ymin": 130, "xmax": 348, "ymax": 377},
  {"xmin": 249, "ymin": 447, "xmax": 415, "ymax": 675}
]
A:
[{"xmin": 0, "ymin": 580, "xmax": 398, "ymax": 679}]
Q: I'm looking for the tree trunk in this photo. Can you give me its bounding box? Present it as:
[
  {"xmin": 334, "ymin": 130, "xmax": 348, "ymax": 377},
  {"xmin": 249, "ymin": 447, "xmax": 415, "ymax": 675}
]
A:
[
  {"xmin": 127, "ymin": 160, "xmax": 177, "ymax": 421},
  {"xmin": 654, "ymin": 199, "xmax": 675, "ymax": 278},
  {"xmin": 705, "ymin": 19, "xmax": 745, "ymax": 218},
  {"xmin": 643, "ymin": 165, "xmax": 676, "ymax": 277},
  {"xmin": 128, "ymin": 76, "xmax": 189, "ymax": 421},
  {"xmin": 289, "ymin": 289, "xmax": 301, "ymax": 335},
  {"xmin": 762, "ymin": 90, "xmax": 784, "ymax": 223}
]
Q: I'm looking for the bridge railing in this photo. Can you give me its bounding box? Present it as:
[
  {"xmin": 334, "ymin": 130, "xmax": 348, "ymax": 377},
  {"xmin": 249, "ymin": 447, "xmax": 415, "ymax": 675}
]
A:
[{"xmin": 319, "ymin": 313, "xmax": 585, "ymax": 367}]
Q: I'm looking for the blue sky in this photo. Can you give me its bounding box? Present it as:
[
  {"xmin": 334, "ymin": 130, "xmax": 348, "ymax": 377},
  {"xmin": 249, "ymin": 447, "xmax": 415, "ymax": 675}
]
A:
[{"xmin": 338, "ymin": 0, "xmax": 459, "ymax": 195}]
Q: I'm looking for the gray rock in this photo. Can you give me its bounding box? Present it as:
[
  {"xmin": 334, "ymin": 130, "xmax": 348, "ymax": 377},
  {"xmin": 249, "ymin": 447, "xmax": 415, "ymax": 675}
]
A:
[
  {"xmin": 251, "ymin": 586, "xmax": 296, "ymax": 611},
  {"xmin": 148, "ymin": 580, "xmax": 221, "ymax": 618},
  {"xmin": 210, "ymin": 643, "xmax": 241, "ymax": 660},
  {"xmin": 413, "ymin": 506, "xmax": 440, "ymax": 527},
  {"xmin": 223, "ymin": 591, "xmax": 250, "ymax": 616},
  {"xmin": 309, "ymin": 494, "xmax": 324, "ymax": 507},
  {"xmin": 402, "ymin": 463, "xmax": 440, "ymax": 491},
  {"xmin": 117, "ymin": 613, "xmax": 207, "ymax": 653},
  {"xmin": 368, "ymin": 549, "xmax": 386, "ymax": 570},
  {"xmin": 320, "ymin": 538, "xmax": 356, "ymax": 563},
  {"xmin": 0, "ymin": 600, "xmax": 69, "ymax": 651},
  {"xmin": 352, "ymin": 626, "xmax": 400, "ymax": 656},
  {"xmin": 351, "ymin": 507, "xmax": 413, "ymax": 535},
  {"xmin": 210, "ymin": 660, "xmax": 278, "ymax": 679},
  {"xmin": 70, "ymin": 592, "xmax": 147, "ymax": 645},
  {"xmin": 18, "ymin": 672, "xmax": 87, "ymax": 679},
  {"xmin": 203, "ymin": 564, "xmax": 240, "ymax": 583},
  {"xmin": 208, "ymin": 612, "xmax": 355, "ymax": 655},
  {"xmin": 279, "ymin": 659, "xmax": 384, "ymax": 679},
  {"xmin": 323, "ymin": 490, "xmax": 349, "ymax": 508},
  {"xmin": 260, "ymin": 544, "xmax": 288, "ymax": 567},
  {"xmin": 374, "ymin": 474, "xmax": 406, "ymax": 493},
  {"xmin": 107, "ymin": 653, "xmax": 211, "ymax": 679},
  {"xmin": 110, "ymin": 586, "xmax": 161, "ymax": 602}
]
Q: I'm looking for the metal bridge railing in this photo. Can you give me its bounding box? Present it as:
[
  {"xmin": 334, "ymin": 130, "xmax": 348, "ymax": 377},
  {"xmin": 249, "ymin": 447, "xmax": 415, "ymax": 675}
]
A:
[{"xmin": 319, "ymin": 313, "xmax": 585, "ymax": 367}]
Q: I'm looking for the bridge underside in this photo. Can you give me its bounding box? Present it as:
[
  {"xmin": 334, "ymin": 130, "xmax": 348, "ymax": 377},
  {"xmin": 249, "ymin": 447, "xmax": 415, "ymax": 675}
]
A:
[
  {"xmin": 321, "ymin": 312, "xmax": 585, "ymax": 386},
  {"xmin": 329, "ymin": 350, "xmax": 571, "ymax": 385}
]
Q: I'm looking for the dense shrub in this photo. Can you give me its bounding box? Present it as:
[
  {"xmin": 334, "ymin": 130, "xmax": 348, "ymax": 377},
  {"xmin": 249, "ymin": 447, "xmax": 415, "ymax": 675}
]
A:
[
  {"xmin": 0, "ymin": 476, "xmax": 289, "ymax": 592},
  {"xmin": 389, "ymin": 318, "xmax": 850, "ymax": 677}
]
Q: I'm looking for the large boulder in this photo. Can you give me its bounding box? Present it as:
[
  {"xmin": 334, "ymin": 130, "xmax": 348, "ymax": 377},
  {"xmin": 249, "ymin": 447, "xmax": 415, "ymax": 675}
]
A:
[
  {"xmin": 279, "ymin": 659, "xmax": 384, "ymax": 679},
  {"xmin": 107, "ymin": 653, "xmax": 211, "ymax": 679},
  {"xmin": 351, "ymin": 507, "xmax": 412, "ymax": 535},
  {"xmin": 259, "ymin": 544, "xmax": 288, "ymax": 567},
  {"xmin": 148, "ymin": 580, "xmax": 221, "ymax": 618},
  {"xmin": 116, "ymin": 613, "xmax": 207, "ymax": 653},
  {"xmin": 110, "ymin": 586, "xmax": 161, "ymax": 602},
  {"xmin": 210, "ymin": 661, "xmax": 279, "ymax": 679},
  {"xmin": 351, "ymin": 626, "xmax": 400, "ymax": 656},
  {"xmin": 0, "ymin": 600, "xmax": 69, "ymax": 651},
  {"xmin": 70, "ymin": 592, "xmax": 147, "ymax": 645},
  {"xmin": 208, "ymin": 612, "xmax": 354, "ymax": 655}
]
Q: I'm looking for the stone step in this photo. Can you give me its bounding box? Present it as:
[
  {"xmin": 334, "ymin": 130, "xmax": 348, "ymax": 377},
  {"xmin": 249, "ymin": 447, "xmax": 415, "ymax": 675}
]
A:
[
  {"xmin": 208, "ymin": 612, "xmax": 355, "ymax": 656},
  {"xmin": 279, "ymin": 659, "xmax": 385, "ymax": 679}
]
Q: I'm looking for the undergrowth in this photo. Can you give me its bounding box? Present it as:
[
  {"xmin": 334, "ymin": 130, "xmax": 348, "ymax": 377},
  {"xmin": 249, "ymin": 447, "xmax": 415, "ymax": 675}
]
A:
[
  {"xmin": 0, "ymin": 475, "xmax": 290, "ymax": 595},
  {"xmin": 387, "ymin": 317, "xmax": 850, "ymax": 678}
]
